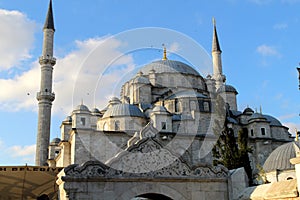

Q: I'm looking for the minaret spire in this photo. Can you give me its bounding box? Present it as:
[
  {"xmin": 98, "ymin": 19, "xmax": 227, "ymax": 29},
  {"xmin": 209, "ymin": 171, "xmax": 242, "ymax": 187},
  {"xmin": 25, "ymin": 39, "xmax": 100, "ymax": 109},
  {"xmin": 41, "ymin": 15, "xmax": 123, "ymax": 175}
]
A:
[
  {"xmin": 35, "ymin": 0, "xmax": 56, "ymax": 166},
  {"xmin": 211, "ymin": 17, "xmax": 226, "ymax": 90},
  {"xmin": 44, "ymin": 0, "xmax": 55, "ymax": 31}
]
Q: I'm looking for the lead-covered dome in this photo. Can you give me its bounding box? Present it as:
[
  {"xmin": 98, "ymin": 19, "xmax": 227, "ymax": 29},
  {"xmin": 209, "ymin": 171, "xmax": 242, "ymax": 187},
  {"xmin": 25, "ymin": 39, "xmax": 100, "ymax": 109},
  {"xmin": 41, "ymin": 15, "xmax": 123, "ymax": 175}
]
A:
[
  {"xmin": 102, "ymin": 104, "xmax": 145, "ymax": 118},
  {"xmin": 263, "ymin": 142, "xmax": 300, "ymax": 172},
  {"xmin": 140, "ymin": 60, "xmax": 200, "ymax": 76}
]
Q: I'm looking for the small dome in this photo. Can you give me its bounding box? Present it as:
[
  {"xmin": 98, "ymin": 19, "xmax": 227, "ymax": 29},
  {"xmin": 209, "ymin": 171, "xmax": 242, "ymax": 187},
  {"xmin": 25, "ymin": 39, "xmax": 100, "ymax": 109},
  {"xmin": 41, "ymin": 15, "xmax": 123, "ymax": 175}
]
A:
[
  {"xmin": 166, "ymin": 90, "xmax": 207, "ymax": 100},
  {"xmin": 152, "ymin": 105, "xmax": 168, "ymax": 113},
  {"xmin": 217, "ymin": 84, "xmax": 238, "ymax": 94},
  {"xmin": 63, "ymin": 115, "xmax": 72, "ymax": 122},
  {"xmin": 102, "ymin": 104, "xmax": 145, "ymax": 118},
  {"xmin": 243, "ymin": 107, "xmax": 254, "ymax": 115},
  {"xmin": 75, "ymin": 104, "xmax": 90, "ymax": 112},
  {"xmin": 108, "ymin": 97, "xmax": 122, "ymax": 106},
  {"xmin": 91, "ymin": 107, "xmax": 100, "ymax": 113},
  {"xmin": 140, "ymin": 60, "xmax": 200, "ymax": 76},
  {"xmin": 264, "ymin": 115, "xmax": 283, "ymax": 126},
  {"xmin": 263, "ymin": 142, "xmax": 300, "ymax": 172},
  {"xmin": 51, "ymin": 138, "xmax": 61, "ymax": 145},
  {"xmin": 133, "ymin": 74, "xmax": 150, "ymax": 84},
  {"xmin": 248, "ymin": 113, "xmax": 267, "ymax": 122}
]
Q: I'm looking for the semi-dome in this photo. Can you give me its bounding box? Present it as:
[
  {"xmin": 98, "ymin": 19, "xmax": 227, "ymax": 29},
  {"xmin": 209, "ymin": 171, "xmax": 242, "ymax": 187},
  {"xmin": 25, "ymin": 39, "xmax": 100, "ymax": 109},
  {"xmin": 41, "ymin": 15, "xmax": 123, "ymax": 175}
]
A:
[
  {"xmin": 243, "ymin": 107, "xmax": 254, "ymax": 115},
  {"xmin": 248, "ymin": 113, "xmax": 267, "ymax": 122},
  {"xmin": 75, "ymin": 104, "xmax": 90, "ymax": 112},
  {"xmin": 264, "ymin": 115, "xmax": 283, "ymax": 126},
  {"xmin": 217, "ymin": 84, "xmax": 238, "ymax": 94},
  {"xmin": 102, "ymin": 104, "xmax": 145, "ymax": 118},
  {"xmin": 50, "ymin": 138, "xmax": 61, "ymax": 145},
  {"xmin": 166, "ymin": 90, "xmax": 207, "ymax": 100},
  {"xmin": 140, "ymin": 60, "xmax": 200, "ymax": 76},
  {"xmin": 263, "ymin": 142, "xmax": 300, "ymax": 172},
  {"xmin": 133, "ymin": 75, "xmax": 150, "ymax": 84},
  {"xmin": 152, "ymin": 105, "xmax": 168, "ymax": 113}
]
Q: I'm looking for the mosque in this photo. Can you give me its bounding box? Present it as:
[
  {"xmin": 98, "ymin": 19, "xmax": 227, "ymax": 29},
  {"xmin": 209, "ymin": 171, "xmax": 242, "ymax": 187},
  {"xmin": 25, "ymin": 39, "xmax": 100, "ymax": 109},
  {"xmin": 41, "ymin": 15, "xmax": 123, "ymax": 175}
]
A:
[{"xmin": 5, "ymin": 0, "xmax": 300, "ymax": 199}]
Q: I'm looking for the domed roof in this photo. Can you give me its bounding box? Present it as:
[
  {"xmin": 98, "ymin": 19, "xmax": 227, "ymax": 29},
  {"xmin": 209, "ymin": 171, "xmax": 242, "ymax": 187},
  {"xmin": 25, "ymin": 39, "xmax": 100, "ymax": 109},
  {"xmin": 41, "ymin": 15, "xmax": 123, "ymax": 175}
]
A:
[
  {"xmin": 152, "ymin": 105, "xmax": 168, "ymax": 113},
  {"xmin": 264, "ymin": 114, "xmax": 283, "ymax": 126},
  {"xmin": 75, "ymin": 104, "xmax": 90, "ymax": 112},
  {"xmin": 63, "ymin": 115, "xmax": 72, "ymax": 122},
  {"xmin": 140, "ymin": 60, "xmax": 200, "ymax": 76},
  {"xmin": 166, "ymin": 90, "xmax": 207, "ymax": 100},
  {"xmin": 217, "ymin": 84, "xmax": 238, "ymax": 94},
  {"xmin": 243, "ymin": 107, "xmax": 254, "ymax": 115},
  {"xmin": 50, "ymin": 137, "xmax": 61, "ymax": 145},
  {"xmin": 102, "ymin": 104, "xmax": 145, "ymax": 118},
  {"xmin": 248, "ymin": 113, "xmax": 267, "ymax": 122},
  {"xmin": 133, "ymin": 72, "xmax": 150, "ymax": 84},
  {"xmin": 263, "ymin": 142, "xmax": 300, "ymax": 172},
  {"xmin": 91, "ymin": 108, "xmax": 102, "ymax": 116}
]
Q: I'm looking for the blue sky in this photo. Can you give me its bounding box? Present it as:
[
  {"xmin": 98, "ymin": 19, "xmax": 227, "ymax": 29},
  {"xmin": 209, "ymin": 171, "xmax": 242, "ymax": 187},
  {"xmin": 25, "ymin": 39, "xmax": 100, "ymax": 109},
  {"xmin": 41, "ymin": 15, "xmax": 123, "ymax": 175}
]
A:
[{"xmin": 0, "ymin": 0, "xmax": 299, "ymax": 165}]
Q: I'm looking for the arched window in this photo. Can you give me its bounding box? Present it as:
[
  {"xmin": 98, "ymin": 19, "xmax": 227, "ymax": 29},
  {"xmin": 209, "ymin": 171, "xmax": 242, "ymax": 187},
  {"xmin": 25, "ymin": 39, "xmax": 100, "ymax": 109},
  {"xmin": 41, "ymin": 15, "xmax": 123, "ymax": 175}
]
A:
[
  {"xmin": 190, "ymin": 100, "xmax": 196, "ymax": 111},
  {"xmin": 115, "ymin": 120, "xmax": 120, "ymax": 131},
  {"xmin": 203, "ymin": 102, "xmax": 209, "ymax": 112},
  {"xmin": 170, "ymin": 76, "xmax": 174, "ymax": 86},
  {"xmin": 128, "ymin": 120, "xmax": 134, "ymax": 130},
  {"xmin": 103, "ymin": 122, "xmax": 108, "ymax": 131}
]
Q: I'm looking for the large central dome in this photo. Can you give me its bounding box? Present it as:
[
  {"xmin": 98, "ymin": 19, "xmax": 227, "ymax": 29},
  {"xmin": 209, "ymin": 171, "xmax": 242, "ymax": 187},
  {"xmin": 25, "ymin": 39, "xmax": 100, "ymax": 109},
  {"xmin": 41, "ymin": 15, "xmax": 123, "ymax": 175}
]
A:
[{"xmin": 140, "ymin": 60, "xmax": 200, "ymax": 76}]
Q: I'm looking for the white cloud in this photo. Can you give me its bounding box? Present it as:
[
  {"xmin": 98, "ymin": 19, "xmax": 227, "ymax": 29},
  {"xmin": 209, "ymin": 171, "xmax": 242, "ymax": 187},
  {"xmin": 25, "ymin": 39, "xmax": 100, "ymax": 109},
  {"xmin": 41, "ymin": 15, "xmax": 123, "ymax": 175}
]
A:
[
  {"xmin": 0, "ymin": 36, "xmax": 135, "ymax": 115},
  {"xmin": 281, "ymin": 0, "xmax": 300, "ymax": 4},
  {"xmin": 256, "ymin": 44, "xmax": 281, "ymax": 57},
  {"xmin": 273, "ymin": 23, "xmax": 288, "ymax": 30},
  {"xmin": 283, "ymin": 122, "xmax": 300, "ymax": 134},
  {"xmin": 0, "ymin": 9, "xmax": 36, "ymax": 71},
  {"xmin": 248, "ymin": 0, "xmax": 273, "ymax": 5},
  {"xmin": 8, "ymin": 144, "xmax": 36, "ymax": 158}
]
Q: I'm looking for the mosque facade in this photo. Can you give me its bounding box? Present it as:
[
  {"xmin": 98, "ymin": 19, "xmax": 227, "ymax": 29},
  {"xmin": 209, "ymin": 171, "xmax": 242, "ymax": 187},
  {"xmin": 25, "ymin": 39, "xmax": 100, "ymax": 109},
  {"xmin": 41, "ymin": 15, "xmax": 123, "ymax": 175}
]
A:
[{"xmin": 34, "ymin": 1, "xmax": 297, "ymax": 199}]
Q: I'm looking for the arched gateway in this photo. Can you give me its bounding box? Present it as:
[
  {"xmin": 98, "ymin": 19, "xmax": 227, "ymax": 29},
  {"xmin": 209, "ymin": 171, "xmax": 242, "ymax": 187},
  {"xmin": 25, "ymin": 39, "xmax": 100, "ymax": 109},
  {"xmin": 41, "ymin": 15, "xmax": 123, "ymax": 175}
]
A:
[
  {"xmin": 133, "ymin": 193, "xmax": 173, "ymax": 200},
  {"xmin": 56, "ymin": 123, "xmax": 228, "ymax": 200}
]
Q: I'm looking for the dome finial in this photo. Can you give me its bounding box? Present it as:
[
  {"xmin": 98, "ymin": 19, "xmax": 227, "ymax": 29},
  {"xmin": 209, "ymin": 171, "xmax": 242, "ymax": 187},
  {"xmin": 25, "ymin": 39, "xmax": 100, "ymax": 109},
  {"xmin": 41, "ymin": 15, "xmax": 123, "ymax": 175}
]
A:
[
  {"xmin": 162, "ymin": 44, "xmax": 167, "ymax": 60},
  {"xmin": 213, "ymin": 17, "xmax": 216, "ymax": 27}
]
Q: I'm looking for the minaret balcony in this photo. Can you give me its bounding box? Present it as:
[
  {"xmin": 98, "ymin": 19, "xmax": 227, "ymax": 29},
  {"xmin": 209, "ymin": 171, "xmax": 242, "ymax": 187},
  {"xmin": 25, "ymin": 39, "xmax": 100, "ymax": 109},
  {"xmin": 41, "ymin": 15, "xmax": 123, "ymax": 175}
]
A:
[
  {"xmin": 39, "ymin": 56, "xmax": 56, "ymax": 65},
  {"xmin": 37, "ymin": 91, "xmax": 55, "ymax": 101}
]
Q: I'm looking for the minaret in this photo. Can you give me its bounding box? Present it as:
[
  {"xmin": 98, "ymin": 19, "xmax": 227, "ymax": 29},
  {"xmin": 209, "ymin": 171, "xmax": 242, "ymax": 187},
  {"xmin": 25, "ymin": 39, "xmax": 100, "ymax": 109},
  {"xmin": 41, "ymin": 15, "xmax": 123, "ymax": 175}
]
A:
[
  {"xmin": 212, "ymin": 18, "xmax": 226, "ymax": 90},
  {"xmin": 35, "ymin": 0, "xmax": 56, "ymax": 166}
]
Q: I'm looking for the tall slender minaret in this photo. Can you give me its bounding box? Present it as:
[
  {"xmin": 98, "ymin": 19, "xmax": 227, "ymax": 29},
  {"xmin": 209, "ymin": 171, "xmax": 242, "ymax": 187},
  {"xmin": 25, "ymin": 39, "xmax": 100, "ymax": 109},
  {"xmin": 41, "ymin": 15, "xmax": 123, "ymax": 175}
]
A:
[
  {"xmin": 35, "ymin": 0, "xmax": 56, "ymax": 166},
  {"xmin": 212, "ymin": 18, "xmax": 226, "ymax": 90}
]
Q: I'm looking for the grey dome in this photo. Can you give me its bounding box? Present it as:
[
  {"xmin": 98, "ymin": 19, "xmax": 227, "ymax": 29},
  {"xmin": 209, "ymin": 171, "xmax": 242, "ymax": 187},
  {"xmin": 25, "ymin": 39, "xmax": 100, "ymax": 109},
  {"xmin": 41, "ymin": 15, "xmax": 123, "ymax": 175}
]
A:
[
  {"xmin": 152, "ymin": 105, "xmax": 168, "ymax": 113},
  {"xmin": 133, "ymin": 76, "xmax": 150, "ymax": 84},
  {"xmin": 243, "ymin": 107, "xmax": 254, "ymax": 115},
  {"xmin": 91, "ymin": 108, "xmax": 100, "ymax": 113},
  {"xmin": 264, "ymin": 115, "xmax": 283, "ymax": 126},
  {"xmin": 102, "ymin": 104, "xmax": 145, "ymax": 118},
  {"xmin": 63, "ymin": 115, "xmax": 72, "ymax": 122},
  {"xmin": 75, "ymin": 104, "xmax": 90, "ymax": 112},
  {"xmin": 51, "ymin": 138, "xmax": 61, "ymax": 144},
  {"xmin": 166, "ymin": 90, "xmax": 207, "ymax": 100},
  {"xmin": 263, "ymin": 142, "xmax": 300, "ymax": 172},
  {"xmin": 140, "ymin": 60, "xmax": 200, "ymax": 76},
  {"xmin": 217, "ymin": 84, "xmax": 238, "ymax": 94},
  {"xmin": 248, "ymin": 113, "xmax": 267, "ymax": 122}
]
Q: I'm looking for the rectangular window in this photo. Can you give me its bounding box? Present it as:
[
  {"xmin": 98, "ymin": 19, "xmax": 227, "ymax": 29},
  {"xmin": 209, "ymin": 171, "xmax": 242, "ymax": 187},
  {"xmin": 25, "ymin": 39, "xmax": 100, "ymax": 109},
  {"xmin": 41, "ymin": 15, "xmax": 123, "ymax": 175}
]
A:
[
  {"xmin": 250, "ymin": 129, "xmax": 254, "ymax": 136},
  {"xmin": 80, "ymin": 118, "xmax": 86, "ymax": 126},
  {"xmin": 261, "ymin": 128, "xmax": 266, "ymax": 135},
  {"xmin": 161, "ymin": 122, "xmax": 167, "ymax": 130}
]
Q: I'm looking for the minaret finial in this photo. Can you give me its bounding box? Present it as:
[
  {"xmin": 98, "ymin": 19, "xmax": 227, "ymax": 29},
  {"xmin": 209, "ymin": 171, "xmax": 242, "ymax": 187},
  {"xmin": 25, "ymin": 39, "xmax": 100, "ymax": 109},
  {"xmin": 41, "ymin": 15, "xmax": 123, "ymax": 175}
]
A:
[
  {"xmin": 260, "ymin": 105, "xmax": 262, "ymax": 114},
  {"xmin": 212, "ymin": 17, "xmax": 221, "ymax": 52},
  {"xmin": 44, "ymin": 0, "xmax": 55, "ymax": 31},
  {"xmin": 213, "ymin": 17, "xmax": 216, "ymax": 27},
  {"xmin": 162, "ymin": 44, "xmax": 167, "ymax": 60}
]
